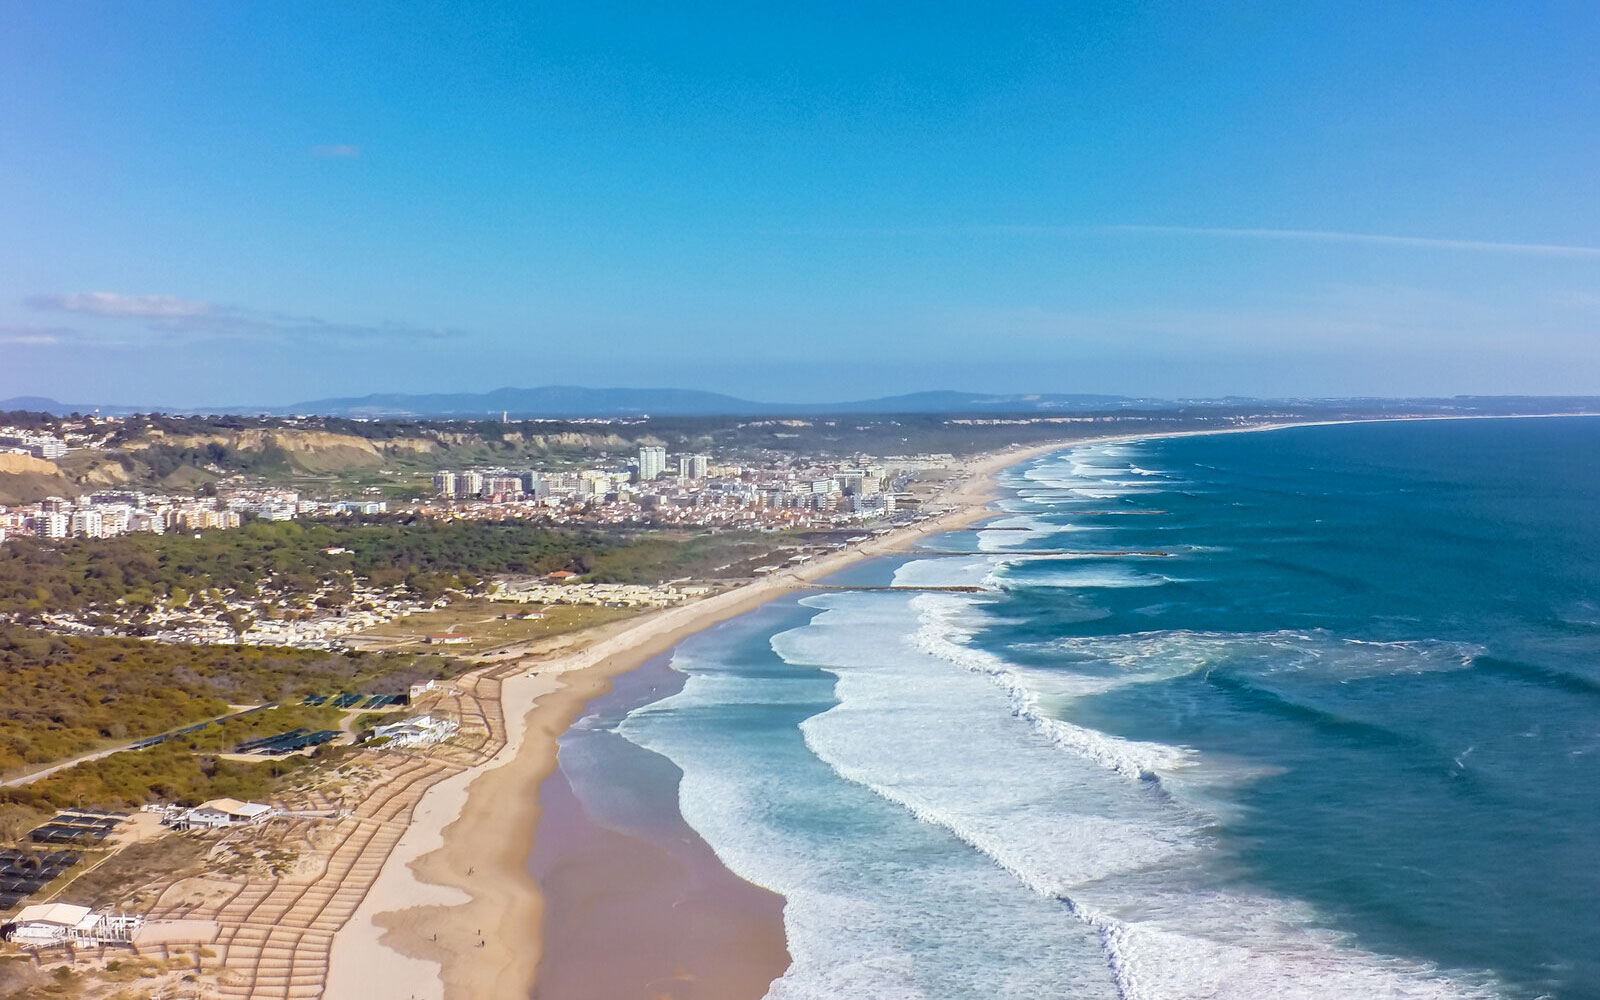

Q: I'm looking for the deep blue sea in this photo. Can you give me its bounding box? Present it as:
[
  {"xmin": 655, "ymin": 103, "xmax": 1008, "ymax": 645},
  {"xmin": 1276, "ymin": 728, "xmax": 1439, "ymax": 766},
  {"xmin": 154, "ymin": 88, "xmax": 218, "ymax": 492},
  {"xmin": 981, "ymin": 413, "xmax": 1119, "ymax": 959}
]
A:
[{"xmin": 607, "ymin": 417, "xmax": 1600, "ymax": 999}]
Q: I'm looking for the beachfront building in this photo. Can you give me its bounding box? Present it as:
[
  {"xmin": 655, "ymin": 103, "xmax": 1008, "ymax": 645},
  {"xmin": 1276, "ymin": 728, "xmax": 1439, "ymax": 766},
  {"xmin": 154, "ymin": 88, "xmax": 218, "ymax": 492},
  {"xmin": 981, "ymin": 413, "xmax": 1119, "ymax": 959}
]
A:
[
  {"xmin": 3, "ymin": 904, "xmax": 142, "ymax": 945},
  {"xmin": 371, "ymin": 715, "xmax": 459, "ymax": 748},
  {"xmin": 183, "ymin": 799, "xmax": 275, "ymax": 829},
  {"xmin": 425, "ymin": 632, "xmax": 471, "ymax": 645}
]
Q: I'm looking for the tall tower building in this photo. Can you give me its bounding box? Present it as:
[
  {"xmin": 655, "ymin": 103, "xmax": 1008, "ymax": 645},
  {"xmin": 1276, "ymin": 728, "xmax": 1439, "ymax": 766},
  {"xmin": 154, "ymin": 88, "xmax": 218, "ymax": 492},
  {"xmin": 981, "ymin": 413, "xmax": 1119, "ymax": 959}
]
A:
[
  {"xmin": 433, "ymin": 471, "xmax": 458, "ymax": 498},
  {"xmin": 638, "ymin": 445, "xmax": 666, "ymax": 481}
]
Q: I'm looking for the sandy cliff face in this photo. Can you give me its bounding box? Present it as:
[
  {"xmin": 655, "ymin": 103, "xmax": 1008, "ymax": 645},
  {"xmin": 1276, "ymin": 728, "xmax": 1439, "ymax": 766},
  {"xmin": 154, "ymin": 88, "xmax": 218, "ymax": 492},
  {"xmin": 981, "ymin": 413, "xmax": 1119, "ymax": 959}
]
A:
[
  {"xmin": 125, "ymin": 429, "xmax": 388, "ymax": 471},
  {"xmin": 238, "ymin": 430, "xmax": 387, "ymax": 471},
  {"xmin": 0, "ymin": 452, "xmax": 71, "ymax": 504},
  {"xmin": 0, "ymin": 453, "xmax": 59, "ymax": 476},
  {"xmin": 382, "ymin": 437, "xmax": 438, "ymax": 454}
]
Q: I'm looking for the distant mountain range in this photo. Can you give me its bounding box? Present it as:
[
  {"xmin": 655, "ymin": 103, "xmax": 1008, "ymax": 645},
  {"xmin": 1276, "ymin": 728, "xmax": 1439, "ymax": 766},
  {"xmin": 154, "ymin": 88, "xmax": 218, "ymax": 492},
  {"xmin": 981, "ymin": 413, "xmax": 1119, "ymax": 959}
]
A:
[
  {"xmin": 1, "ymin": 386, "xmax": 1155, "ymax": 418},
  {"xmin": 280, "ymin": 386, "xmax": 1156, "ymax": 418},
  {"xmin": 4, "ymin": 387, "xmax": 1598, "ymax": 420}
]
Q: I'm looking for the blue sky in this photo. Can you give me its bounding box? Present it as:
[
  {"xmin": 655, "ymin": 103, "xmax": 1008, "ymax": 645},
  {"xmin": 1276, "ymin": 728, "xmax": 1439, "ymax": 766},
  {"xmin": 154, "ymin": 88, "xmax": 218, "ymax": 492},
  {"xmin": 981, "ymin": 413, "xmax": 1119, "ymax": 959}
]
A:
[{"xmin": 2, "ymin": 1, "xmax": 1597, "ymax": 406}]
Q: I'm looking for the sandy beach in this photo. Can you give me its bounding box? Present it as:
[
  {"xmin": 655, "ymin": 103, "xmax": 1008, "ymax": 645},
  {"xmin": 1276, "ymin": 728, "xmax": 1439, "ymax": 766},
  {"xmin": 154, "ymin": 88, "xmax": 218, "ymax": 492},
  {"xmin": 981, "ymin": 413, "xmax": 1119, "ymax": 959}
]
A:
[{"xmin": 324, "ymin": 438, "xmax": 1067, "ymax": 1000}]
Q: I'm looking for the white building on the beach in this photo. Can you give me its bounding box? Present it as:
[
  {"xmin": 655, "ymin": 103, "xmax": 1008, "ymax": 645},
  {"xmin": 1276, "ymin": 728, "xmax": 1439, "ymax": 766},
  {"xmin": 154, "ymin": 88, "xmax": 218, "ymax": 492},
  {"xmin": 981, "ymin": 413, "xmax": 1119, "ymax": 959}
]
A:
[
  {"xmin": 372, "ymin": 715, "xmax": 459, "ymax": 748},
  {"xmin": 181, "ymin": 798, "xmax": 275, "ymax": 829},
  {"xmin": 4, "ymin": 904, "xmax": 142, "ymax": 945}
]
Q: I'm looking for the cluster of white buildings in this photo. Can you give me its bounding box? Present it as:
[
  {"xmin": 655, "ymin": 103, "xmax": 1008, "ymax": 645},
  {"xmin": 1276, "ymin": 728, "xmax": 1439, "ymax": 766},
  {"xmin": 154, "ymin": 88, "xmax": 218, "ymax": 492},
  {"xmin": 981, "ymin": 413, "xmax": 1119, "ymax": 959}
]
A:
[
  {"xmin": 1, "ymin": 493, "xmax": 242, "ymax": 541},
  {"xmin": 0, "ymin": 488, "xmax": 392, "ymax": 546},
  {"xmin": 222, "ymin": 487, "xmax": 387, "ymax": 521},
  {"xmin": 0, "ymin": 430, "xmax": 69, "ymax": 459},
  {"xmin": 490, "ymin": 579, "xmax": 694, "ymax": 608},
  {"xmin": 424, "ymin": 448, "xmax": 922, "ymax": 530}
]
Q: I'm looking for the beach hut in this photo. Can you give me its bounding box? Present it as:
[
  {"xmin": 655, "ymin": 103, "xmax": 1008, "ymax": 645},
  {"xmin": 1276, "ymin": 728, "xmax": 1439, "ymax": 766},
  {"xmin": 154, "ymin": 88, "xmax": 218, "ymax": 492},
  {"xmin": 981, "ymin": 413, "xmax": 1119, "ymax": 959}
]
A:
[{"xmin": 184, "ymin": 799, "xmax": 275, "ymax": 829}]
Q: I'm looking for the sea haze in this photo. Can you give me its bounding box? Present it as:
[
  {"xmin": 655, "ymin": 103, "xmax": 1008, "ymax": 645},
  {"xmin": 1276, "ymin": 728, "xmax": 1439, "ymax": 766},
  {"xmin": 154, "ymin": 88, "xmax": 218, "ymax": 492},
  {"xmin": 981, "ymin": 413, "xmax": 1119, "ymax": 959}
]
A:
[{"xmin": 606, "ymin": 416, "xmax": 1600, "ymax": 999}]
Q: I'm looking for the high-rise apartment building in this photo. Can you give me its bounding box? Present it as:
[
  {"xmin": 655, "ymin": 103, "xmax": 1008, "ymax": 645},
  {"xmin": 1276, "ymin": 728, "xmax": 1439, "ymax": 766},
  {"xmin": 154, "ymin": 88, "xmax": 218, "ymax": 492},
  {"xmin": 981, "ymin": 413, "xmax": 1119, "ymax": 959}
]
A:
[
  {"xmin": 70, "ymin": 508, "xmax": 104, "ymax": 538},
  {"xmin": 433, "ymin": 471, "xmax": 458, "ymax": 498},
  {"xmin": 638, "ymin": 445, "xmax": 666, "ymax": 481},
  {"xmin": 457, "ymin": 471, "xmax": 485, "ymax": 498}
]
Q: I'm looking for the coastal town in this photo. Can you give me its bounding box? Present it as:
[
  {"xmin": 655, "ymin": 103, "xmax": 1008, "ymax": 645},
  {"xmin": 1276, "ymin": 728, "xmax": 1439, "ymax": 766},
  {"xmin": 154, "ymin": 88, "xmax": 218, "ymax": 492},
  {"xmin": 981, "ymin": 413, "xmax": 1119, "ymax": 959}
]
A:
[{"xmin": 2, "ymin": 419, "xmax": 942, "ymax": 545}]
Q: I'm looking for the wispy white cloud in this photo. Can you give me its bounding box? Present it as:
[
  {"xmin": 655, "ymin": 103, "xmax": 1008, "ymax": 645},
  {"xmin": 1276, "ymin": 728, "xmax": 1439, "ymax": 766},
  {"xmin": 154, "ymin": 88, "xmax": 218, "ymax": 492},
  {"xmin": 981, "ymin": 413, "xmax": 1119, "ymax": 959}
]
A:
[
  {"xmin": 0, "ymin": 324, "xmax": 78, "ymax": 346},
  {"xmin": 25, "ymin": 292, "xmax": 212, "ymax": 318},
  {"xmin": 1105, "ymin": 225, "xmax": 1600, "ymax": 258},
  {"xmin": 25, "ymin": 291, "xmax": 461, "ymax": 344},
  {"xmin": 311, "ymin": 143, "xmax": 361, "ymax": 158}
]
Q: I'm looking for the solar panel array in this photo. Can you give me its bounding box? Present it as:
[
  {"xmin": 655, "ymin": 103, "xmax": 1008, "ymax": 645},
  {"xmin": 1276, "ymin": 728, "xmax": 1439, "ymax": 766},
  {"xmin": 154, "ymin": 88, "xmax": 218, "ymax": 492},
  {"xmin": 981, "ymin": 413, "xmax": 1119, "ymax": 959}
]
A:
[
  {"xmin": 0, "ymin": 848, "xmax": 80, "ymax": 910},
  {"xmin": 302, "ymin": 693, "xmax": 406, "ymax": 708},
  {"xmin": 234, "ymin": 729, "xmax": 340, "ymax": 755},
  {"xmin": 27, "ymin": 810, "xmax": 125, "ymax": 845}
]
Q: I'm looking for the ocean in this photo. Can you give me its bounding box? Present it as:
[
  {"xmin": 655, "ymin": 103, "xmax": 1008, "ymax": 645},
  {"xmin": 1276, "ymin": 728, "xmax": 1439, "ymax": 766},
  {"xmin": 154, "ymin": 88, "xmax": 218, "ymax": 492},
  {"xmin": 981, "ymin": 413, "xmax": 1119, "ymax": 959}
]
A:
[{"xmin": 599, "ymin": 416, "xmax": 1600, "ymax": 999}]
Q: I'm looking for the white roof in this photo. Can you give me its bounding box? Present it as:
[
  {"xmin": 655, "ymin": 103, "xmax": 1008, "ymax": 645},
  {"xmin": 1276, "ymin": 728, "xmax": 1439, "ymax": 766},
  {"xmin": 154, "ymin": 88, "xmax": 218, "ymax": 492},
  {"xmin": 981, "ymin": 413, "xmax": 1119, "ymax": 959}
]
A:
[
  {"xmin": 195, "ymin": 798, "xmax": 273, "ymax": 817},
  {"xmin": 14, "ymin": 903, "xmax": 92, "ymax": 927}
]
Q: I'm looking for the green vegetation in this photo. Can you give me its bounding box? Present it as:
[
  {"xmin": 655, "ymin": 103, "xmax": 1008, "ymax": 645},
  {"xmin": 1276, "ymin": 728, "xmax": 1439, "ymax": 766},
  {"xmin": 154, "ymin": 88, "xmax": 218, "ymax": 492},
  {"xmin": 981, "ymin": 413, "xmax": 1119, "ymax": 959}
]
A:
[
  {"xmin": 0, "ymin": 626, "xmax": 458, "ymax": 773},
  {"xmin": 0, "ymin": 519, "xmax": 789, "ymax": 617},
  {"xmin": 586, "ymin": 531, "xmax": 791, "ymax": 582},
  {"xmin": 138, "ymin": 440, "xmax": 291, "ymax": 480},
  {"xmin": 0, "ymin": 740, "xmax": 313, "ymax": 810},
  {"xmin": 355, "ymin": 599, "xmax": 640, "ymax": 653},
  {"xmin": 0, "ymin": 519, "xmax": 615, "ymax": 614}
]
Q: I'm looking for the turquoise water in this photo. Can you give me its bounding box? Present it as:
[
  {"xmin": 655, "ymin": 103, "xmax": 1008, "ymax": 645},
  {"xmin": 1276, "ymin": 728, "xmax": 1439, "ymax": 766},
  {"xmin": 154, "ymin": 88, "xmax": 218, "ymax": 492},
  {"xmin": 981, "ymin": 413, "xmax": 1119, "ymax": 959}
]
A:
[{"xmin": 610, "ymin": 417, "xmax": 1600, "ymax": 999}]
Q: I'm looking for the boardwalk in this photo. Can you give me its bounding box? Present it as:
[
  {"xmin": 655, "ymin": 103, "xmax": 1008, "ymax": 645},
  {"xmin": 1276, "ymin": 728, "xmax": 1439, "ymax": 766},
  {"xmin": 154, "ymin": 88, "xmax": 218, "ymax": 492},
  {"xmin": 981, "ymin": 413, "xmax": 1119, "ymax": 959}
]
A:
[{"xmin": 130, "ymin": 656, "xmax": 524, "ymax": 999}]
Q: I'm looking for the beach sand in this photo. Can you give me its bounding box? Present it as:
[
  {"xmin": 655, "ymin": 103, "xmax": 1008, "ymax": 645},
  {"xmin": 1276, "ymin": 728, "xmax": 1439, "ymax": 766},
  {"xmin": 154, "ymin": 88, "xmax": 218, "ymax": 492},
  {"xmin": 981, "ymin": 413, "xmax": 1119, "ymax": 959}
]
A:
[
  {"xmin": 530, "ymin": 652, "xmax": 792, "ymax": 1000},
  {"xmin": 324, "ymin": 439, "xmax": 1075, "ymax": 1000}
]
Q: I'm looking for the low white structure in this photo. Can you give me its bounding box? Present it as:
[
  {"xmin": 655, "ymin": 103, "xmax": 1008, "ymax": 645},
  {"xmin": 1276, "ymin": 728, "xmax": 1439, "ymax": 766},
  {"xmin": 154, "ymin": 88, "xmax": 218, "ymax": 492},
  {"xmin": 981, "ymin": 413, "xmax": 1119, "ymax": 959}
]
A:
[
  {"xmin": 372, "ymin": 715, "xmax": 459, "ymax": 749},
  {"xmin": 181, "ymin": 798, "xmax": 275, "ymax": 829},
  {"xmin": 5, "ymin": 903, "xmax": 142, "ymax": 945},
  {"xmin": 408, "ymin": 678, "xmax": 437, "ymax": 701}
]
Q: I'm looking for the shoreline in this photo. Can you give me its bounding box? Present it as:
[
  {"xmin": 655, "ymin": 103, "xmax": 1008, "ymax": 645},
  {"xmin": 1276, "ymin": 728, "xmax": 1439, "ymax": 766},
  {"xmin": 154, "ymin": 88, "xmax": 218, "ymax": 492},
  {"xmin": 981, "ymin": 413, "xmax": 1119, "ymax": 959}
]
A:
[
  {"xmin": 324, "ymin": 437, "xmax": 1062, "ymax": 1000},
  {"xmin": 529, "ymin": 650, "xmax": 792, "ymax": 999},
  {"xmin": 325, "ymin": 412, "xmax": 1594, "ymax": 1000}
]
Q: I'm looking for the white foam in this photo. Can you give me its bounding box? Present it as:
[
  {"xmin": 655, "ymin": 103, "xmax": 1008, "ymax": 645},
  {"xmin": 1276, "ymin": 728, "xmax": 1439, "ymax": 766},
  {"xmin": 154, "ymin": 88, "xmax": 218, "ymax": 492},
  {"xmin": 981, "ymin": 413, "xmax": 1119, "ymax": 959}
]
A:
[
  {"xmin": 774, "ymin": 589, "xmax": 1502, "ymax": 1000},
  {"xmin": 987, "ymin": 560, "xmax": 1182, "ymax": 591},
  {"xmin": 619, "ymin": 610, "xmax": 1116, "ymax": 999},
  {"xmin": 1017, "ymin": 629, "xmax": 1482, "ymax": 682},
  {"xmin": 906, "ymin": 592, "xmax": 1196, "ymax": 779}
]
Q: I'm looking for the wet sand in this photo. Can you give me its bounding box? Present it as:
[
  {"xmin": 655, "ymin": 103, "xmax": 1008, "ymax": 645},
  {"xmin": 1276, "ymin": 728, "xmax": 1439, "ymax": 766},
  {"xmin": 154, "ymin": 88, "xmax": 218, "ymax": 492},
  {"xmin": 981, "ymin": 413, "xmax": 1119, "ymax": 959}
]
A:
[{"xmin": 530, "ymin": 653, "xmax": 790, "ymax": 999}]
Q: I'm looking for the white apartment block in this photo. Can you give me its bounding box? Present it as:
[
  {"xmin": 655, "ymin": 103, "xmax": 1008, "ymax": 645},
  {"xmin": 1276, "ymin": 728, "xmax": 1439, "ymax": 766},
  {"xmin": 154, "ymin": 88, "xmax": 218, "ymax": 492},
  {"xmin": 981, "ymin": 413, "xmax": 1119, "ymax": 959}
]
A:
[{"xmin": 638, "ymin": 445, "xmax": 666, "ymax": 481}]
